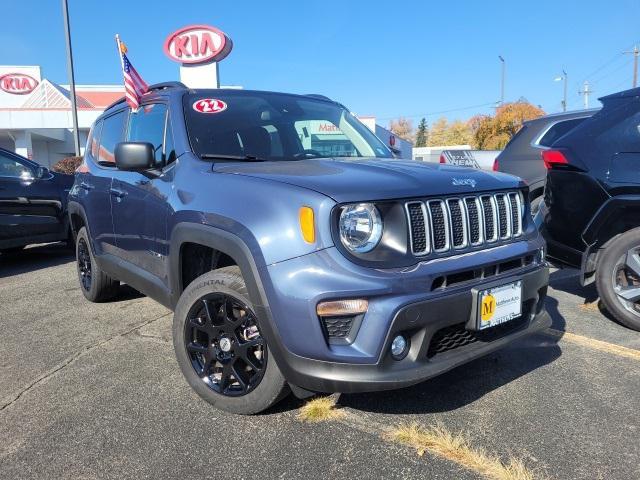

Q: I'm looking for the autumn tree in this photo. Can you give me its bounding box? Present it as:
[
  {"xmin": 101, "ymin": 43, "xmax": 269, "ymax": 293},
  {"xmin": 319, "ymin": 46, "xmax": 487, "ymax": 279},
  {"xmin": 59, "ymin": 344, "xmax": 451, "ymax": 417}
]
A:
[
  {"xmin": 427, "ymin": 117, "xmax": 472, "ymax": 146},
  {"xmin": 388, "ymin": 117, "xmax": 414, "ymax": 143},
  {"xmin": 472, "ymin": 101, "xmax": 545, "ymax": 150},
  {"xmin": 415, "ymin": 117, "xmax": 428, "ymax": 147},
  {"xmin": 427, "ymin": 117, "xmax": 449, "ymax": 146}
]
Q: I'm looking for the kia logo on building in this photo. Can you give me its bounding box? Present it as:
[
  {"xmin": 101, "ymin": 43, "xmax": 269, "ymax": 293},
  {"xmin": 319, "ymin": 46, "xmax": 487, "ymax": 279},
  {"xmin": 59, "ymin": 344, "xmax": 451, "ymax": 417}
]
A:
[
  {"xmin": 164, "ymin": 25, "xmax": 233, "ymax": 65},
  {"xmin": 0, "ymin": 73, "xmax": 39, "ymax": 95}
]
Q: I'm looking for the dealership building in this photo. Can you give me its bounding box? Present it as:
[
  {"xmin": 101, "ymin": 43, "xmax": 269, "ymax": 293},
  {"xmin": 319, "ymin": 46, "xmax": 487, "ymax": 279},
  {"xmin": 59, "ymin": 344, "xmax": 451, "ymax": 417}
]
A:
[
  {"xmin": 0, "ymin": 63, "xmax": 411, "ymax": 166},
  {"xmin": 0, "ymin": 65, "xmax": 124, "ymax": 167}
]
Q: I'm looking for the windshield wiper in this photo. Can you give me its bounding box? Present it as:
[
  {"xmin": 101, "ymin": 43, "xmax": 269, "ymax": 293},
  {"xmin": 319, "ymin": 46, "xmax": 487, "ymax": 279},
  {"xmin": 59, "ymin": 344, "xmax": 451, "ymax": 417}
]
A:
[{"xmin": 200, "ymin": 154, "xmax": 267, "ymax": 162}]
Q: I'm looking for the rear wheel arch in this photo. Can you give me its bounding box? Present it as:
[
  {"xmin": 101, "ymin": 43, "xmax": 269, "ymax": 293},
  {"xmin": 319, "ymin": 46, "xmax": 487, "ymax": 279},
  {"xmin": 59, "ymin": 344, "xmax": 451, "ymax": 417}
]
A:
[{"xmin": 583, "ymin": 196, "xmax": 640, "ymax": 250}]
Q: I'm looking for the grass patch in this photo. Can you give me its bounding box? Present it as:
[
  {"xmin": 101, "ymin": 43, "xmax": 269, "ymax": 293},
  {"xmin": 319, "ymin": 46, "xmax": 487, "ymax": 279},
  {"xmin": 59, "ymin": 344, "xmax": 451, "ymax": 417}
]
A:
[
  {"xmin": 297, "ymin": 396, "xmax": 345, "ymax": 423},
  {"xmin": 386, "ymin": 423, "xmax": 537, "ymax": 480}
]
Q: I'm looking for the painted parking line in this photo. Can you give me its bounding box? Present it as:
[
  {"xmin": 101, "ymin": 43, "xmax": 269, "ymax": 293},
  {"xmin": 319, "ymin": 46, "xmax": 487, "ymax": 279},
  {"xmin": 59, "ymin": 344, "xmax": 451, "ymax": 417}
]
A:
[{"xmin": 545, "ymin": 328, "xmax": 640, "ymax": 361}]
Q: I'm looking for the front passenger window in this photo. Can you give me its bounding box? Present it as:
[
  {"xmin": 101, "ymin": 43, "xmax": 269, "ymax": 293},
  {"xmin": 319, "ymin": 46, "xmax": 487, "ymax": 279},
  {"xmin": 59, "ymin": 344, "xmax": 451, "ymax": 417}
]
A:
[
  {"xmin": 98, "ymin": 111, "xmax": 126, "ymax": 167},
  {"xmin": 127, "ymin": 104, "xmax": 168, "ymax": 168}
]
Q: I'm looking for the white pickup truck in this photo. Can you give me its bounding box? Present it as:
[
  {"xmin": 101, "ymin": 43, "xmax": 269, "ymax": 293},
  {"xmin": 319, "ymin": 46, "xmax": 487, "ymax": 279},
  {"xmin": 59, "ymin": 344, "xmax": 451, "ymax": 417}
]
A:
[{"xmin": 438, "ymin": 150, "xmax": 502, "ymax": 171}]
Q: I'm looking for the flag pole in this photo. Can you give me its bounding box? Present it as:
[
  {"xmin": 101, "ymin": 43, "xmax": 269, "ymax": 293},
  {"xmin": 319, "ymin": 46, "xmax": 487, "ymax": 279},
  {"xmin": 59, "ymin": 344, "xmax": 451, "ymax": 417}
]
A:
[{"xmin": 62, "ymin": 0, "xmax": 81, "ymax": 156}]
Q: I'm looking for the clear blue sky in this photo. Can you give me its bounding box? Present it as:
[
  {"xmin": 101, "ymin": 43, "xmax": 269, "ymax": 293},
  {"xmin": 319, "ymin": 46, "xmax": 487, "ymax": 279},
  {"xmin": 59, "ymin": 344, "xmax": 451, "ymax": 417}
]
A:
[{"xmin": 2, "ymin": 0, "xmax": 639, "ymax": 126}]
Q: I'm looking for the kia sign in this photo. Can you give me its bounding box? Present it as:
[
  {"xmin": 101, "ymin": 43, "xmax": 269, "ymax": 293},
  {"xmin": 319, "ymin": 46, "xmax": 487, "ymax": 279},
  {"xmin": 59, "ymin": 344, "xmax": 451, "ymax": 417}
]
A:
[
  {"xmin": 0, "ymin": 73, "xmax": 39, "ymax": 95},
  {"xmin": 164, "ymin": 25, "xmax": 233, "ymax": 65}
]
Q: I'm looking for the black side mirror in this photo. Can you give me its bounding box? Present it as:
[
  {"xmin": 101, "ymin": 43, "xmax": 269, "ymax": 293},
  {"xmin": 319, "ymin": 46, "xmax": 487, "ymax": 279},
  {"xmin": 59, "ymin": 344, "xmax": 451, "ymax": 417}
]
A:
[
  {"xmin": 36, "ymin": 166, "xmax": 50, "ymax": 179},
  {"xmin": 115, "ymin": 142, "xmax": 155, "ymax": 171}
]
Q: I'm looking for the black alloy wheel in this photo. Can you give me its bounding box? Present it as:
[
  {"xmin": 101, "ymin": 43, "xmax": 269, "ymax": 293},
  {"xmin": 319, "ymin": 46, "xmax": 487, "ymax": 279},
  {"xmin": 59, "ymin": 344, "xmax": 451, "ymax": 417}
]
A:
[
  {"xmin": 184, "ymin": 293, "xmax": 266, "ymax": 397},
  {"xmin": 612, "ymin": 246, "xmax": 640, "ymax": 320},
  {"xmin": 77, "ymin": 237, "xmax": 92, "ymax": 292}
]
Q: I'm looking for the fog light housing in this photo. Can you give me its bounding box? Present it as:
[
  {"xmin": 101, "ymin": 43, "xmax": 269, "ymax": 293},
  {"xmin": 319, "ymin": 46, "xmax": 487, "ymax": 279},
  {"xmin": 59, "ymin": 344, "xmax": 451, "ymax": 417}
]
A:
[{"xmin": 390, "ymin": 334, "xmax": 409, "ymax": 360}]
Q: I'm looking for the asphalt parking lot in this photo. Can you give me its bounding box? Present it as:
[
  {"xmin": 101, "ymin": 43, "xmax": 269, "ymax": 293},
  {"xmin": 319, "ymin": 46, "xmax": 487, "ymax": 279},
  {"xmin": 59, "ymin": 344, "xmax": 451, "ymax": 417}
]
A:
[{"xmin": 1, "ymin": 244, "xmax": 639, "ymax": 480}]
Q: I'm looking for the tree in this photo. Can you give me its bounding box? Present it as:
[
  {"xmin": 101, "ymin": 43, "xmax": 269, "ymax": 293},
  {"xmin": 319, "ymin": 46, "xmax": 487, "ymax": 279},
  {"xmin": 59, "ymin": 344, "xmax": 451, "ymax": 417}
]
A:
[
  {"xmin": 447, "ymin": 120, "xmax": 473, "ymax": 146},
  {"xmin": 415, "ymin": 117, "xmax": 428, "ymax": 147},
  {"xmin": 472, "ymin": 101, "xmax": 545, "ymax": 150},
  {"xmin": 427, "ymin": 117, "xmax": 449, "ymax": 146},
  {"xmin": 388, "ymin": 117, "xmax": 414, "ymax": 143}
]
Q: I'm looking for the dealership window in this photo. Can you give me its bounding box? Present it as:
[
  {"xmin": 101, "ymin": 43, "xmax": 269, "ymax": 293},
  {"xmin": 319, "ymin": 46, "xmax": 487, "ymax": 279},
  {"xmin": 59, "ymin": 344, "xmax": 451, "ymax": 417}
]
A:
[
  {"xmin": 127, "ymin": 103, "xmax": 168, "ymax": 168},
  {"xmin": 0, "ymin": 152, "xmax": 31, "ymax": 178},
  {"xmin": 98, "ymin": 110, "xmax": 127, "ymax": 167}
]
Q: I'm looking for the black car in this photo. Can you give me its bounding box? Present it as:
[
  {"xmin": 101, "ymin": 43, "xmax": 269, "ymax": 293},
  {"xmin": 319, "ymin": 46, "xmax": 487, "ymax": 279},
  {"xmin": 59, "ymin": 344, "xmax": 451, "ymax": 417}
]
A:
[
  {"xmin": 540, "ymin": 88, "xmax": 640, "ymax": 330},
  {"xmin": 495, "ymin": 109, "xmax": 597, "ymax": 212},
  {"xmin": 0, "ymin": 148, "xmax": 74, "ymax": 253}
]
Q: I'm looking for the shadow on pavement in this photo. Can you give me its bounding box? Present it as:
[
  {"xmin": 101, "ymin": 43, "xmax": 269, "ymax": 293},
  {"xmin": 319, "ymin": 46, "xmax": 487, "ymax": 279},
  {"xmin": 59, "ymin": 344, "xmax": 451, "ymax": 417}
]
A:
[
  {"xmin": 339, "ymin": 296, "xmax": 565, "ymax": 416},
  {"xmin": 0, "ymin": 242, "xmax": 74, "ymax": 278}
]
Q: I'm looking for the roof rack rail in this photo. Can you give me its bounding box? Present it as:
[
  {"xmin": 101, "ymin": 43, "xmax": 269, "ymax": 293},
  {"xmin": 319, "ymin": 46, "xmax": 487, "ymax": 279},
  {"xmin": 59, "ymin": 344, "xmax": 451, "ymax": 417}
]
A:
[
  {"xmin": 305, "ymin": 93, "xmax": 333, "ymax": 102},
  {"xmin": 103, "ymin": 81, "xmax": 188, "ymax": 112},
  {"xmin": 147, "ymin": 81, "xmax": 188, "ymax": 91}
]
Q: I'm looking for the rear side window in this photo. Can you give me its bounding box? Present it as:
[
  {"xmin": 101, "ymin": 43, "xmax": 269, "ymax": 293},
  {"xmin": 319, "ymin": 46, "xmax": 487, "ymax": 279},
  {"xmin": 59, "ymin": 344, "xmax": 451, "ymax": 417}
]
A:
[
  {"xmin": 97, "ymin": 111, "xmax": 126, "ymax": 167},
  {"xmin": 127, "ymin": 104, "xmax": 168, "ymax": 168},
  {"xmin": 85, "ymin": 121, "xmax": 102, "ymax": 164},
  {"xmin": 537, "ymin": 118, "xmax": 587, "ymax": 147},
  {"xmin": 0, "ymin": 152, "xmax": 31, "ymax": 178},
  {"xmin": 503, "ymin": 125, "xmax": 528, "ymax": 149},
  {"xmin": 594, "ymin": 105, "xmax": 640, "ymax": 153}
]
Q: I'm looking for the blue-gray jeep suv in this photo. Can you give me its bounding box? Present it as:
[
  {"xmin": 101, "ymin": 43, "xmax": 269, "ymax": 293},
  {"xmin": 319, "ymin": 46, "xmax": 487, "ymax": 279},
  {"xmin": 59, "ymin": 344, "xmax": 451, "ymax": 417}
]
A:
[{"xmin": 68, "ymin": 83, "xmax": 550, "ymax": 414}]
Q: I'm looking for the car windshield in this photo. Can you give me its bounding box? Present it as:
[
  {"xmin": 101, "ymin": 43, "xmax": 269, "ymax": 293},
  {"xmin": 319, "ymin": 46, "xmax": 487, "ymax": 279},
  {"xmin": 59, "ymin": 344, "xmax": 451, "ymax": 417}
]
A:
[{"xmin": 183, "ymin": 91, "xmax": 392, "ymax": 161}]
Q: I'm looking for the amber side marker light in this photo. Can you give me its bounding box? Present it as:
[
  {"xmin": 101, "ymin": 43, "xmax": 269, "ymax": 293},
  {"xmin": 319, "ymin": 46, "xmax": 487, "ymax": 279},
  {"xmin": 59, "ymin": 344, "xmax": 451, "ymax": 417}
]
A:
[
  {"xmin": 299, "ymin": 206, "xmax": 315, "ymax": 243},
  {"xmin": 317, "ymin": 299, "xmax": 369, "ymax": 317}
]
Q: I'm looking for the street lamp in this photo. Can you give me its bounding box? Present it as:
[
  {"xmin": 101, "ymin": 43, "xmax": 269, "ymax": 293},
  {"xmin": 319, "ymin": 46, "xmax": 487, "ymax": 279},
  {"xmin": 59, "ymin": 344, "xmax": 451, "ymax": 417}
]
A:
[{"xmin": 554, "ymin": 69, "xmax": 568, "ymax": 112}]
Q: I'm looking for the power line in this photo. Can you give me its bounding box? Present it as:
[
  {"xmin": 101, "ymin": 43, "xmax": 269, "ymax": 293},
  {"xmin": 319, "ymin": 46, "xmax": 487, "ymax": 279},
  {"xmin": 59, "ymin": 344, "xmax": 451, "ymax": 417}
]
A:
[{"xmin": 376, "ymin": 101, "xmax": 498, "ymax": 122}]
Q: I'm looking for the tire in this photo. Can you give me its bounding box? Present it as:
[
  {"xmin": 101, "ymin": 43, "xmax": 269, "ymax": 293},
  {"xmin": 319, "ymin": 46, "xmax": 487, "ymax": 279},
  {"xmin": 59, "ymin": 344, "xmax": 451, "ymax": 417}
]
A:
[
  {"xmin": 596, "ymin": 227, "xmax": 640, "ymax": 331},
  {"xmin": 75, "ymin": 226, "xmax": 119, "ymax": 302},
  {"xmin": 173, "ymin": 266, "xmax": 289, "ymax": 414}
]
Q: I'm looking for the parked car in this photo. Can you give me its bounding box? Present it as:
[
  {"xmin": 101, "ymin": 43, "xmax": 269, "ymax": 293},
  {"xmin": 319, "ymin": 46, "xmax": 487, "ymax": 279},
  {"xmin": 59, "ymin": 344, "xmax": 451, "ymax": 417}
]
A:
[
  {"xmin": 439, "ymin": 149, "xmax": 502, "ymax": 171},
  {"xmin": 540, "ymin": 88, "xmax": 640, "ymax": 330},
  {"xmin": 69, "ymin": 83, "xmax": 550, "ymax": 414},
  {"xmin": 0, "ymin": 147, "xmax": 73, "ymax": 253},
  {"xmin": 494, "ymin": 109, "xmax": 598, "ymax": 213}
]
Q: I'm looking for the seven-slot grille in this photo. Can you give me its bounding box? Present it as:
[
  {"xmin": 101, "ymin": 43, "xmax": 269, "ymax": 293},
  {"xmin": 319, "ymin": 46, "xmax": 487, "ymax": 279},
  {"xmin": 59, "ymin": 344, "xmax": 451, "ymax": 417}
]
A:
[{"xmin": 406, "ymin": 191, "xmax": 524, "ymax": 257}]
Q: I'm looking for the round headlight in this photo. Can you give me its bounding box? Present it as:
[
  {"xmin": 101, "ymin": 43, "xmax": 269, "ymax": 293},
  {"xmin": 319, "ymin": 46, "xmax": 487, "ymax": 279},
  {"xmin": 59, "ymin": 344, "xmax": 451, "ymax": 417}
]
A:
[{"xmin": 339, "ymin": 203, "xmax": 383, "ymax": 253}]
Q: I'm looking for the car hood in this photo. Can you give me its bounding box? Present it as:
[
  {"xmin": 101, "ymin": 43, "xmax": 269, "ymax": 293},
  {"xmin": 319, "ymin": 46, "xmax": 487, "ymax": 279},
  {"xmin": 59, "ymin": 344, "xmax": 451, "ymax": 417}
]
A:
[{"xmin": 213, "ymin": 158, "xmax": 524, "ymax": 203}]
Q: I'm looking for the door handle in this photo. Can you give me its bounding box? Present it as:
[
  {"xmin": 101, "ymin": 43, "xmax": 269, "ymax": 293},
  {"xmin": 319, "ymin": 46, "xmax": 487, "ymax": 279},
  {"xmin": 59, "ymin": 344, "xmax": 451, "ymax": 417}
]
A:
[
  {"xmin": 79, "ymin": 182, "xmax": 94, "ymax": 191},
  {"xmin": 109, "ymin": 188, "xmax": 127, "ymax": 199}
]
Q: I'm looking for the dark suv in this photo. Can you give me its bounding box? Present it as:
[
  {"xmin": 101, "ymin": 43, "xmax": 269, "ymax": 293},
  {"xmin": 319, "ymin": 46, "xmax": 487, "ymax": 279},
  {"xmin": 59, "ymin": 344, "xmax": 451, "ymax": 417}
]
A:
[
  {"xmin": 69, "ymin": 83, "xmax": 550, "ymax": 414},
  {"xmin": 540, "ymin": 88, "xmax": 640, "ymax": 330},
  {"xmin": 495, "ymin": 109, "xmax": 597, "ymax": 213}
]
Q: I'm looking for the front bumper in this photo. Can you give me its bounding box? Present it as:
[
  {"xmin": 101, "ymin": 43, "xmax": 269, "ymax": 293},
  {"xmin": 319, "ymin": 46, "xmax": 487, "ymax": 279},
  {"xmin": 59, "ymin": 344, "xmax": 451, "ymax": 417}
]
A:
[{"xmin": 257, "ymin": 239, "xmax": 550, "ymax": 394}]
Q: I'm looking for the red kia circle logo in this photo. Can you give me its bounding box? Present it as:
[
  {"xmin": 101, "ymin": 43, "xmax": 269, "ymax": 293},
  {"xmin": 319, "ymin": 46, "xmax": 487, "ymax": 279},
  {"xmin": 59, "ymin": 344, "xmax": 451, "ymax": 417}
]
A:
[
  {"xmin": 164, "ymin": 25, "xmax": 233, "ymax": 65},
  {"xmin": 0, "ymin": 73, "xmax": 39, "ymax": 95},
  {"xmin": 193, "ymin": 98, "xmax": 228, "ymax": 114}
]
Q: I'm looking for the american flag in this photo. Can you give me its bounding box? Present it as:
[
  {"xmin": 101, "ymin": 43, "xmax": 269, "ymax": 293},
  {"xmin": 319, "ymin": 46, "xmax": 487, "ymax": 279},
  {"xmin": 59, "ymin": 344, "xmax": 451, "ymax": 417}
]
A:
[{"xmin": 118, "ymin": 37, "xmax": 148, "ymax": 110}]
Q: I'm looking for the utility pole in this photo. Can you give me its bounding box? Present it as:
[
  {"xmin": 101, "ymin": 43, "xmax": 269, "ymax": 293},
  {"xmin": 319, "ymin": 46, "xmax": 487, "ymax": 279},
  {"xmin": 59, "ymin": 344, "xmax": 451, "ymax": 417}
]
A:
[
  {"xmin": 623, "ymin": 45, "xmax": 639, "ymax": 88},
  {"xmin": 562, "ymin": 69, "xmax": 568, "ymax": 112},
  {"xmin": 61, "ymin": 0, "xmax": 81, "ymax": 156},
  {"xmin": 579, "ymin": 81, "xmax": 592, "ymax": 109},
  {"xmin": 498, "ymin": 55, "xmax": 505, "ymax": 105}
]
